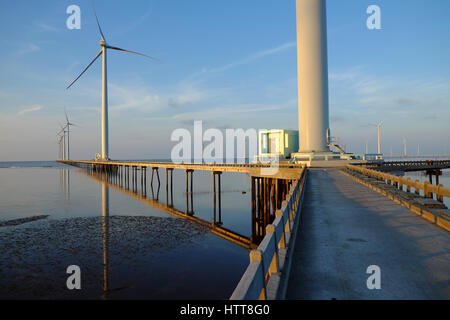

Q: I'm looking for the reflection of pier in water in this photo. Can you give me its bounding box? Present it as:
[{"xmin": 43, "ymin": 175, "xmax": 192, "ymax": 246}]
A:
[
  {"xmin": 75, "ymin": 163, "xmax": 297, "ymax": 250},
  {"xmin": 101, "ymin": 182, "xmax": 109, "ymax": 299},
  {"xmin": 81, "ymin": 168, "xmax": 255, "ymax": 250}
]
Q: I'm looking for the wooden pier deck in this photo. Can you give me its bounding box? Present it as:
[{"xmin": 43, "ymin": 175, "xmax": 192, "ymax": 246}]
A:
[{"xmin": 59, "ymin": 160, "xmax": 305, "ymax": 180}]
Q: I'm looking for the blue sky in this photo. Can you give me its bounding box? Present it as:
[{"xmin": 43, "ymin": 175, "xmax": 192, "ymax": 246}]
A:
[{"xmin": 0, "ymin": 0, "xmax": 449, "ymax": 160}]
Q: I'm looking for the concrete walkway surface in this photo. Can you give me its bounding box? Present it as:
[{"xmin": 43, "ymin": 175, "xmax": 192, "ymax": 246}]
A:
[{"xmin": 286, "ymin": 169, "xmax": 450, "ymax": 300}]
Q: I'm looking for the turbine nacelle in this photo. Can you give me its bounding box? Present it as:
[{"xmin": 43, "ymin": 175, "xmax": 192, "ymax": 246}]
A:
[{"xmin": 100, "ymin": 39, "xmax": 106, "ymax": 47}]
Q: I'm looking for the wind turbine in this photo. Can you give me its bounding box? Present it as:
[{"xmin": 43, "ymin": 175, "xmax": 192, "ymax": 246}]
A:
[
  {"xmin": 57, "ymin": 132, "xmax": 64, "ymax": 160},
  {"xmin": 369, "ymin": 121, "xmax": 384, "ymax": 154},
  {"xmin": 64, "ymin": 109, "xmax": 77, "ymax": 160},
  {"xmin": 58, "ymin": 124, "xmax": 67, "ymax": 160},
  {"xmin": 403, "ymin": 137, "xmax": 407, "ymax": 157},
  {"xmin": 66, "ymin": 4, "xmax": 155, "ymax": 160}
]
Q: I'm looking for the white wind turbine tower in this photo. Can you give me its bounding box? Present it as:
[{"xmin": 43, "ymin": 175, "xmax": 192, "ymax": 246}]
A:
[
  {"xmin": 58, "ymin": 124, "xmax": 67, "ymax": 160},
  {"xmin": 66, "ymin": 5, "xmax": 155, "ymax": 160},
  {"xmin": 403, "ymin": 137, "xmax": 407, "ymax": 157},
  {"xmin": 57, "ymin": 132, "xmax": 64, "ymax": 160},
  {"xmin": 64, "ymin": 110, "xmax": 77, "ymax": 160},
  {"xmin": 369, "ymin": 121, "xmax": 384, "ymax": 154}
]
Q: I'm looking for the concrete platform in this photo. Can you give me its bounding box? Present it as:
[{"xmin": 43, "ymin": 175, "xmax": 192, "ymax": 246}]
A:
[
  {"xmin": 295, "ymin": 159, "xmax": 367, "ymax": 168},
  {"xmin": 286, "ymin": 169, "xmax": 450, "ymax": 300}
]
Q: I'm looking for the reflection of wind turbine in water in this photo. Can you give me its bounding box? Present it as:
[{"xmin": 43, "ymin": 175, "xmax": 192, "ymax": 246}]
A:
[
  {"xmin": 66, "ymin": 3, "xmax": 155, "ymax": 160},
  {"xmin": 65, "ymin": 169, "xmax": 70, "ymax": 201},
  {"xmin": 101, "ymin": 180, "xmax": 109, "ymax": 299},
  {"xmin": 99, "ymin": 178, "xmax": 128, "ymax": 299}
]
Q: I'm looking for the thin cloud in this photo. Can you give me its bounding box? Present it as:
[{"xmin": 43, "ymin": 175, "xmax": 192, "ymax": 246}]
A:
[
  {"xmin": 109, "ymin": 83, "xmax": 208, "ymax": 112},
  {"xmin": 34, "ymin": 22, "xmax": 59, "ymax": 32},
  {"xmin": 18, "ymin": 43, "xmax": 40, "ymax": 55},
  {"xmin": 17, "ymin": 105, "xmax": 43, "ymax": 116},
  {"xmin": 113, "ymin": 1, "xmax": 153, "ymax": 37},
  {"xmin": 210, "ymin": 41, "xmax": 296, "ymax": 73},
  {"xmin": 189, "ymin": 41, "xmax": 296, "ymax": 80}
]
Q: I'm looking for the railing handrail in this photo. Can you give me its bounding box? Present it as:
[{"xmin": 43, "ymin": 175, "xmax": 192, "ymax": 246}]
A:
[
  {"xmin": 346, "ymin": 164, "xmax": 450, "ymax": 200},
  {"xmin": 230, "ymin": 168, "xmax": 307, "ymax": 300},
  {"xmin": 60, "ymin": 160, "xmax": 303, "ymax": 169},
  {"xmin": 367, "ymin": 160, "xmax": 450, "ymax": 167}
]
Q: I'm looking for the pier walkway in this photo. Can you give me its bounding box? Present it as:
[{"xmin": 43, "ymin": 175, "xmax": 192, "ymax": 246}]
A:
[
  {"xmin": 60, "ymin": 160, "xmax": 304, "ymax": 180},
  {"xmin": 286, "ymin": 169, "xmax": 450, "ymax": 300}
]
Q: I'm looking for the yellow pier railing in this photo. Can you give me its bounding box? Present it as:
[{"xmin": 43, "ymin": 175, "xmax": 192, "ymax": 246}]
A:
[{"xmin": 230, "ymin": 168, "xmax": 307, "ymax": 300}]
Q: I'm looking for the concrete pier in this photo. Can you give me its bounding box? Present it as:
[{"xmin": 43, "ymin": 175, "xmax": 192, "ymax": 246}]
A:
[{"xmin": 286, "ymin": 169, "xmax": 450, "ymax": 299}]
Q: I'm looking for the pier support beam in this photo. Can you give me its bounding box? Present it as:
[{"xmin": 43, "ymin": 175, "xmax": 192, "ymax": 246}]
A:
[
  {"xmin": 185, "ymin": 170, "xmax": 194, "ymax": 215},
  {"xmin": 150, "ymin": 167, "xmax": 161, "ymax": 200},
  {"xmin": 212, "ymin": 171, "xmax": 222, "ymax": 226},
  {"xmin": 251, "ymin": 177, "xmax": 257, "ymax": 244},
  {"xmin": 166, "ymin": 168, "xmax": 175, "ymax": 207}
]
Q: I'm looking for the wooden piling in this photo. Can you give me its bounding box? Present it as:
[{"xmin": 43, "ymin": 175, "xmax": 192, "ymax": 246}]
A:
[
  {"xmin": 218, "ymin": 172, "xmax": 222, "ymax": 224},
  {"xmin": 251, "ymin": 177, "xmax": 256, "ymax": 243},
  {"xmin": 213, "ymin": 172, "xmax": 216, "ymax": 225}
]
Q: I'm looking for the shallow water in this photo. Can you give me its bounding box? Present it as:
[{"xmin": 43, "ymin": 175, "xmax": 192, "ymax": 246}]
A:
[
  {"xmin": 1, "ymin": 161, "xmax": 448, "ymax": 299},
  {"xmin": 405, "ymin": 169, "xmax": 450, "ymax": 208},
  {"xmin": 0, "ymin": 162, "xmax": 252, "ymax": 299}
]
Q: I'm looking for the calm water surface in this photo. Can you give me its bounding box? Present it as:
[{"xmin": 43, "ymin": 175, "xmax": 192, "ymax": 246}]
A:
[
  {"xmin": 0, "ymin": 161, "xmax": 252, "ymax": 299},
  {"xmin": 404, "ymin": 169, "xmax": 450, "ymax": 208},
  {"xmin": 1, "ymin": 161, "xmax": 448, "ymax": 299}
]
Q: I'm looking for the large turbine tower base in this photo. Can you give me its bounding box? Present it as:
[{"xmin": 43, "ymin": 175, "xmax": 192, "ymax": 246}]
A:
[
  {"xmin": 292, "ymin": 0, "xmax": 361, "ymax": 165},
  {"xmin": 294, "ymin": 0, "xmax": 331, "ymax": 155}
]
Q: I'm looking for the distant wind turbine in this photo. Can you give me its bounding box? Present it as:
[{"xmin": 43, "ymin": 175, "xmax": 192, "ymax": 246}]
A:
[
  {"xmin": 369, "ymin": 121, "xmax": 384, "ymax": 154},
  {"xmin": 57, "ymin": 124, "xmax": 66, "ymax": 160},
  {"xmin": 403, "ymin": 137, "xmax": 407, "ymax": 156},
  {"xmin": 66, "ymin": 3, "xmax": 155, "ymax": 160},
  {"xmin": 64, "ymin": 109, "xmax": 77, "ymax": 160},
  {"xmin": 57, "ymin": 132, "xmax": 63, "ymax": 160}
]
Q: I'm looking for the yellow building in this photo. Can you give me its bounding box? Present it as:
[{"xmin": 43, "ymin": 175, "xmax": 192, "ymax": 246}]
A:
[{"xmin": 258, "ymin": 129, "xmax": 299, "ymax": 160}]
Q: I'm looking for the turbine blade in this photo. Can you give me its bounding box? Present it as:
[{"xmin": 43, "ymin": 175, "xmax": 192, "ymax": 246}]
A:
[
  {"xmin": 65, "ymin": 107, "xmax": 69, "ymax": 123},
  {"xmin": 106, "ymin": 45, "xmax": 156, "ymax": 60},
  {"xmin": 66, "ymin": 50, "xmax": 102, "ymax": 90},
  {"xmin": 92, "ymin": 1, "xmax": 106, "ymax": 41}
]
